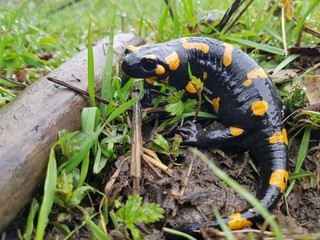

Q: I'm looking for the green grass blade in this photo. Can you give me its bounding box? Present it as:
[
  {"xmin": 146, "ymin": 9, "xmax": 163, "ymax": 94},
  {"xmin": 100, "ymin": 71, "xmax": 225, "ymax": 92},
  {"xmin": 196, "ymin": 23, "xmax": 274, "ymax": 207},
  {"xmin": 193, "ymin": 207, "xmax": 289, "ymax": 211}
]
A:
[
  {"xmin": 189, "ymin": 147, "xmax": 284, "ymax": 240},
  {"xmin": 181, "ymin": 0, "xmax": 196, "ymax": 28},
  {"xmin": 87, "ymin": 22, "xmax": 96, "ymax": 107},
  {"xmin": 293, "ymin": 126, "xmax": 312, "ymax": 174},
  {"xmin": 226, "ymin": 37, "xmax": 285, "ymax": 55},
  {"xmin": 63, "ymin": 213, "xmax": 100, "ymax": 240},
  {"xmin": 25, "ymin": 198, "xmax": 40, "ymax": 240},
  {"xmin": 35, "ymin": 148, "xmax": 58, "ymax": 240},
  {"xmin": 82, "ymin": 209, "xmax": 110, "ymax": 240},
  {"xmin": 0, "ymin": 0, "xmax": 33, "ymax": 69},
  {"xmin": 285, "ymin": 126, "xmax": 312, "ymax": 197},
  {"xmin": 105, "ymin": 96, "xmax": 140, "ymax": 123},
  {"xmin": 289, "ymin": 0, "xmax": 320, "ymax": 43},
  {"xmin": 254, "ymin": 0, "xmax": 281, "ymax": 35},
  {"xmin": 272, "ymin": 54, "xmax": 300, "ymax": 75},
  {"xmin": 18, "ymin": 53, "xmax": 50, "ymax": 71},
  {"xmin": 138, "ymin": 14, "xmax": 144, "ymax": 37},
  {"xmin": 289, "ymin": 171, "xmax": 315, "ymax": 181},
  {"xmin": 162, "ymin": 227, "xmax": 197, "ymax": 240},
  {"xmin": 171, "ymin": 0, "xmax": 181, "ymax": 36},
  {"xmin": 93, "ymin": 143, "xmax": 104, "ymax": 174},
  {"xmin": 158, "ymin": 4, "xmax": 170, "ymax": 38},
  {"xmin": 169, "ymin": 111, "xmax": 217, "ymax": 124},
  {"xmin": 78, "ymin": 107, "xmax": 101, "ymax": 187},
  {"xmin": 82, "ymin": 107, "xmax": 100, "ymax": 132},
  {"xmin": 62, "ymin": 125, "xmax": 104, "ymax": 174},
  {"xmin": 117, "ymin": 78, "xmax": 136, "ymax": 102},
  {"xmin": 264, "ymin": 25, "xmax": 283, "ymax": 42},
  {"xmin": 213, "ymin": 208, "xmax": 235, "ymax": 240},
  {"xmin": 101, "ymin": 4, "xmax": 116, "ymax": 104}
]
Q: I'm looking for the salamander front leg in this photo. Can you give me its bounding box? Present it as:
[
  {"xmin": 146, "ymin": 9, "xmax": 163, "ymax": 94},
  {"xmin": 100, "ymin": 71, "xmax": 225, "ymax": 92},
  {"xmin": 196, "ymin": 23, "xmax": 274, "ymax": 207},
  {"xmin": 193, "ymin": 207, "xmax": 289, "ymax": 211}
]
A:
[{"xmin": 179, "ymin": 121, "xmax": 246, "ymax": 147}]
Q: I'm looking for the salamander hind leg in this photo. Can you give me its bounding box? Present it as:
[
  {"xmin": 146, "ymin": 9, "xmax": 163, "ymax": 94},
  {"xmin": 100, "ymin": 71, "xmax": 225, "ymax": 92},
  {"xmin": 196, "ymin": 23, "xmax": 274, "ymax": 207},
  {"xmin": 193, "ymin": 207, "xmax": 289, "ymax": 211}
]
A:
[{"xmin": 179, "ymin": 121, "xmax": 247, "ymax": 147}]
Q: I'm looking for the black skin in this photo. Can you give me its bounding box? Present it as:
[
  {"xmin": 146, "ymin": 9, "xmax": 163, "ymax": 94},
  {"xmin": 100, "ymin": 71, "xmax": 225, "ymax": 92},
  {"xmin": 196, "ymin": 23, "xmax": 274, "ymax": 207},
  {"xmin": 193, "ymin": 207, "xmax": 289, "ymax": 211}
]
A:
[{"xmin": 122, "ymin": 37, "xmax": 288, "ymax": 239}]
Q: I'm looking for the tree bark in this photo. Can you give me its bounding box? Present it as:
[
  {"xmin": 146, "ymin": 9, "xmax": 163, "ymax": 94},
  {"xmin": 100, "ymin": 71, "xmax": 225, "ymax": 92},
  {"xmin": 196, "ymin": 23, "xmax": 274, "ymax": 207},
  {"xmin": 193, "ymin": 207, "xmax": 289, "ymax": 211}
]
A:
[{"xmin": 0, "ymin": 33, "xmax": 143, "ymax": 232}]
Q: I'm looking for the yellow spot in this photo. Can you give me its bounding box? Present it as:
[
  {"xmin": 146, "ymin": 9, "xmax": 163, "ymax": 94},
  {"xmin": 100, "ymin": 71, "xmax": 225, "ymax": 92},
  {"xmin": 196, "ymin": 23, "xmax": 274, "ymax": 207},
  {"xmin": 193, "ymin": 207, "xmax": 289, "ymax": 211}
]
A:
[
  {"xmin": 145, "ymin": 78, "xmax": 156, "ymax": 84},
  {"xmin": 243, "ymin": 79, "xmax": 252, "ymax": 87},
  {"xmin": 165, "ymin": 51, "xmax": 180, "ymax": 71},
  {"xmin": 160, "ymin": 77, "xmax": 169, "ymax": 84},
  {"xmin": 227, "ymin": 213, "xmax": 253, "ymax": 230},
  {"xmin": 144, "ymin": 54, "xmax": 157, "ymax": 59},
  {"xmin": 247, "ymin": 68, "xmax": 268, "ymax": 79},
  {"xmin": 243, "ymin": 68, "xmax": 268, "ymax": 87},
  {"xmin": 180, "ymin": 38, "xmax": 209, "ymax": 53},
  {"xmin": 230, "ymin": 127, "xmax": 244, "ymax": 136},
  {"xmin": 269, "ymin": 169, "xmax": 289, "ymax": 193},
  {"xmin": 156, "ymin": 65, "xmax": 165, "ymax": 75},
  {"xmin": 126, "ymin": 45, "xmax": 140, "ymax": 52},
  {"xmin": 251, "ymin": 100, "xmax": 268, "ymax": 116},
  {"xmin": 211, "ymin": 97, "xmax": 220, "ymax": 113},
  {"xmin": 186, "ymin": 82, "xmax": 197, "ymax": 93},
  {"xmin": 269, "ymin": 129, "xmax": 288, "ymax": 145},
  {"xmin": 223, "ymin": 43, "xmax": 233, "ymax": 67},
  {"xmin": 203, "ymin": 72, "xmax": 208, "ymax": 80}
]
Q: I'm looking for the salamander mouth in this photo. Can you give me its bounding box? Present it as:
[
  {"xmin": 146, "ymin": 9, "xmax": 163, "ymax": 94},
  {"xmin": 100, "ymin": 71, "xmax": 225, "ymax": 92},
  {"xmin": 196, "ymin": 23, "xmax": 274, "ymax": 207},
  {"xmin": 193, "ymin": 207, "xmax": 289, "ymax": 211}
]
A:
[{"xmin": 144, "ymin": 75, "xmax": 169, "ymax": 85}]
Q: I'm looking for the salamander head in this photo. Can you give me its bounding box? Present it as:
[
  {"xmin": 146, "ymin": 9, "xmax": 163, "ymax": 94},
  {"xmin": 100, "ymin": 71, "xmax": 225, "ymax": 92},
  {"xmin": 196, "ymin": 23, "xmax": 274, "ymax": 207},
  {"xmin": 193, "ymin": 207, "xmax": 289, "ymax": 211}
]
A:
[{"xmin": 121, "ymin": 42, "xmax": 181, "ymax": 84}]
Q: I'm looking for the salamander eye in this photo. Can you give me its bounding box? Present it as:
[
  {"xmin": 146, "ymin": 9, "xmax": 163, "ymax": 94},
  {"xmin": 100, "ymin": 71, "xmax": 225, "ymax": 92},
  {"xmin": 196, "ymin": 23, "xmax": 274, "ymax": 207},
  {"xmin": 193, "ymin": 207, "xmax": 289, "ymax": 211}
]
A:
[
  {"xmin": 124, "ymin": 48, "xmax": 131, "ymax": 55},
  {"xmin": 141, "ymin": 58, "xmax": 157, "ymax": 72}
]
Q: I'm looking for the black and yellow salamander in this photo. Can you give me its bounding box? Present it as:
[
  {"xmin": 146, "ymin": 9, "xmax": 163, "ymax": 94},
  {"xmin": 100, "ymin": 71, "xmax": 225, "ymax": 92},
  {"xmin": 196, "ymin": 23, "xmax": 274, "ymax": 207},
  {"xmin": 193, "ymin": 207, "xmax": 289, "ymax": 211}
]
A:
[{"xmin": 121, "ymin": 37, "xmax": 289, "ymax": 239}]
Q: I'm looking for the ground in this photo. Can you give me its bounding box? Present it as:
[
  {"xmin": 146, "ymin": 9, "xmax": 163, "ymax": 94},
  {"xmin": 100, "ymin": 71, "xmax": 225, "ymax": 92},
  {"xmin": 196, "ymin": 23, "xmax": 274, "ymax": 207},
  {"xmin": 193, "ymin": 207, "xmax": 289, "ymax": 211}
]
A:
[{"xmin": 4, "ymin": 118, "xmax": 320, "ymax": 240}]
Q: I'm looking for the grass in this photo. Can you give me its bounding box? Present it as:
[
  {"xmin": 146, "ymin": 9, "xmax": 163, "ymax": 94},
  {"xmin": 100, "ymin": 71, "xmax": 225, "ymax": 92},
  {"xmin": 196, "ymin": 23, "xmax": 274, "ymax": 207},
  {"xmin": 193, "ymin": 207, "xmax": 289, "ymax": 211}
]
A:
[{"xmin": 1, "ymin": 0, "xmax": 320, "ymax": 239}]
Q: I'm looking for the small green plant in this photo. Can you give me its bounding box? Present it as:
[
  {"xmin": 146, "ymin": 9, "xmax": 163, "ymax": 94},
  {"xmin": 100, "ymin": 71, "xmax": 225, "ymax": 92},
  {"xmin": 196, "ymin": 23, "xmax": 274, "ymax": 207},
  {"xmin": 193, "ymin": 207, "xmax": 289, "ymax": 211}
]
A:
[
  {"xmin": 55, "ymin": 170, "xmax": 93, "ymax": 212},
  {"xmin": 150, "ymin": 133, "xmax": 182, "ymax": 160},
  {"xmin": 114, "ymin": 195, "xmax": 164, "ymax": 240},
  {"xmin": 279, "ymin": 83, "xmax": 307, "ymax": 112},
  {"xmin": 164, "ymin": 90, "xmax": 197, "ymax": 116}
]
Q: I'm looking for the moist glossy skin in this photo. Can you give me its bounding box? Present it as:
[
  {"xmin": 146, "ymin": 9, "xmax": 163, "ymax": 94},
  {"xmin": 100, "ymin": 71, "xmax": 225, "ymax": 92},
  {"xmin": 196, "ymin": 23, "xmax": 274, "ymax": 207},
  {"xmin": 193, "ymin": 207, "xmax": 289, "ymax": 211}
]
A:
[{"xmin": 122, "ymin": 37, "xmax": 288, "ymax": 240}]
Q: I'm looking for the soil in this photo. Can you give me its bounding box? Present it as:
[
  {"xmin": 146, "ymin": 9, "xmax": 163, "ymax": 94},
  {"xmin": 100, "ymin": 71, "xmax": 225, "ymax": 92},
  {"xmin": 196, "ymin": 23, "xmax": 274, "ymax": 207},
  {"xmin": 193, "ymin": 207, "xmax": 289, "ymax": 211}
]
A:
[{"xmin": 4, "ymin": 117, "xmax": 319, "ymax": 240}]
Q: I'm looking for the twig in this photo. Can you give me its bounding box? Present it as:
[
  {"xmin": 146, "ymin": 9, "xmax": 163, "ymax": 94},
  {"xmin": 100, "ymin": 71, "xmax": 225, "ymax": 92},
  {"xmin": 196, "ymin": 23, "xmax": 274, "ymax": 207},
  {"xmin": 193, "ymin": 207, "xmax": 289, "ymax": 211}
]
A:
[
  {"xmin": 0, "ymin": 75, "xmax": 27, "ymax": 87},
  {"xmin": 164, "ymin": 0, "xmax": 174, "ymax": 20},
  {"xmin": 142, "ymin": 152, "xmax": 173, "ymax": 177},
  {"xmin": 215, "ymin": 0, "xmax": 243, "ymax": 32},
  {"xmin": 134, "ymin": 222, "xmax": 152, "ymax": 235},
  {"xmin": 47, "ymin": 77, "xmax": 114, "ymax": 105},
  {"xmin": 303, "ymin": 25, "xmax": 320, "ymax": 38},
  {"xmin": 172, "ymin": 157, "xmax": 194, "ymax": 216},
  {"xmin": 179, "ymin": 157, "xmax": 194, "ymax": 199},
  {"xmin": 141, "ymin": 156, "xmax": 164, "ymax": 180},
  {"xmin": 223, "ymin": 0, "xmax": 254, "ymax": 34},
  {"xmin": 130, "ymin": 83, "xmax": 143, "ymax": 195},
  {"xmin": 48, "ymin": 77, "xmax": 169, "ymax": 115}
]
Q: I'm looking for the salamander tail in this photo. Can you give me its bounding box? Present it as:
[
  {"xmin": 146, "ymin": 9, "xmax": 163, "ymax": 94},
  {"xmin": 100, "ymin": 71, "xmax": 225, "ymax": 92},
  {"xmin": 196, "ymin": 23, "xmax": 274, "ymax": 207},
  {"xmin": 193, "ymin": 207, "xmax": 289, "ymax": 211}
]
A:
[{"xmin": 165, "ymin": 142, "xmax": 288, "ymax": 240}]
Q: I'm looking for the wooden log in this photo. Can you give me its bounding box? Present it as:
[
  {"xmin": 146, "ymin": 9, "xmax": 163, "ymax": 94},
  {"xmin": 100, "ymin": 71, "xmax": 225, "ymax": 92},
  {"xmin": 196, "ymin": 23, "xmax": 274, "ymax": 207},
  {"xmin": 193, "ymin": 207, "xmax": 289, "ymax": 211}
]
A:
[{"xmin": 0, "ymin": 33, "xmax": 143, "ymax": 231}]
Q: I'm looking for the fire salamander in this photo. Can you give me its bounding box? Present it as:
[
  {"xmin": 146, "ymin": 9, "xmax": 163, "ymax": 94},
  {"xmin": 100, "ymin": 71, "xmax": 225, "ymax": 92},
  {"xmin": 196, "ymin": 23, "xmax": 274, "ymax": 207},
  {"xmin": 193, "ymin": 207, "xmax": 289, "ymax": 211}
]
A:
[{"xmin": 121, "ymin": 37, "xmax": 288, "ymax": 239}]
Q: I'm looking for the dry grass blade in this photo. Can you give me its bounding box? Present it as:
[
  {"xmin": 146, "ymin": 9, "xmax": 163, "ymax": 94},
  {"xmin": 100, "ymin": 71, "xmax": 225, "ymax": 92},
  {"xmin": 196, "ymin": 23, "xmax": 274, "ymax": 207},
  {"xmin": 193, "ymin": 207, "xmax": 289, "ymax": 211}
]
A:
[
  {"xmin": 130, "ymin": 84, "xmax": 142, "ymax": 195},
  {"xmin": 142, "ymin": 152, "xmax": 173, "ymax": 176},
  {"xmin": 141, "ymin": 156, "xmax": 164, "ymax": 180},
  {"xmin": 104, "ymin": 157, "xmax": 129, "ymax": 196},
  {"xmin": 172, "ymin": 158, "xmax": 194, "ymax": 216}
]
